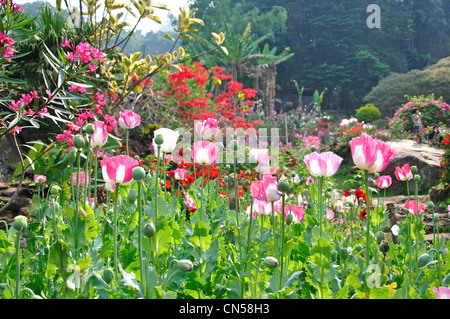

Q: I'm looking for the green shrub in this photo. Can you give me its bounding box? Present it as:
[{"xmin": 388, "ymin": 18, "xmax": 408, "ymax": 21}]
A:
[
  {"xmin": 363, "ymin": 56, "xmax": 450, "ymax": 117},
  {"xmin": 355, "ymin": 103, "xmax": 381, "ymax": 124}
]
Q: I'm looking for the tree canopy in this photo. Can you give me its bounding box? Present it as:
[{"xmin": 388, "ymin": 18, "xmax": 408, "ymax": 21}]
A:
[{"xmin": 185, "ymin": 0, "xmax": 450, "ymax": 115}]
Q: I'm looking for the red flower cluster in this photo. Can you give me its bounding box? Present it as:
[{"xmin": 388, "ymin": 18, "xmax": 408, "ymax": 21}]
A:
[{"xmin": 162, "ymin": 62, "xmax": 262, "ymax": 129}]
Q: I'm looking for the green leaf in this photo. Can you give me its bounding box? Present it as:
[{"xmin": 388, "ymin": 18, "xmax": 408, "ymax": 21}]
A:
[
  {"xmin": 48, "ymin": 240, "xmax": 70, "ymax": 277},
  {"xmin": 190, "ymin": 219, "xmax": 211, "ymax": 250}
]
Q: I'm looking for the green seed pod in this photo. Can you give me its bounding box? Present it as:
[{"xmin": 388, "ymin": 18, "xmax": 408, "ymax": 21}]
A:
[
  {"xmin": 73, "ymin": 135, "xmax": 85, "ymax": 149},
  {"xmin": 132, "ymin": 166, "xmax": 146, "ymax": 181},
  {"xmin": 262, "ymin": 256, "xmax": 278, "ymax": 268},
  {"xmin": 143, "ymin": 221, "xmax": 156, "ymax": 238},
  {"xmin": 376, "ymin": 231, "xmax": 385, "ymax": 244},
  {"xmin": 127, "ymin": 188, "xmax": 137, "ymax": 204},
  {"xmin": 417, "ymin": 253, "xmax": 432, "ymax": 267},
  {"xmin": 427, "ymin": 202, "xmax": 435, "ymax": 210},
  {"xmin": 67, "ymin": 147, "xmax": 77, "ymax": 164},
  {"xmin": 373, "ymin": 173, "xmax": 380, "ymax": 179},
  {"xmin": 13, "ymin": 215, "xmax": 28, "ymax": 232},
  {"xmin": 413, "ymin": 175, "xmax": 421, "ymax": 183},
  {"xmin": 355, "ymin": 244, "xmax": 364, "ymax": 252},
  {"xmin": 103, "ymin": 268, "xmax": 114, "ymax": 284},
  {"xmin": 177, "ymin": 259, "xmax": 194, "ymax": 272},
  {"xmin": 277, "ymin": 181, "xmax": 290, "ymax": 194},
  {"xmin": 84, "ymin": 123, "xmax": 95, "ymax": 135},
  {"xmin": 379, "ymin": 241, "xmax": 390, "ymax": 254},
  {"xmin": 411, "ymin": 165, "xmax": 418, "ymax": 175},
  {"xmin": 310, "ymin": 145, "xmax": 317, "ymax": 152},
  {"xmin": 154, "ymin": 134, "xmax": 164, "ymax": 145}
]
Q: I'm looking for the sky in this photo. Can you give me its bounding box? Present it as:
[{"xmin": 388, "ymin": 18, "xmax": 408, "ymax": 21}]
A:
[{"xmin": 14, "ymin": 0, "xmax": 191, "ymax": 34}]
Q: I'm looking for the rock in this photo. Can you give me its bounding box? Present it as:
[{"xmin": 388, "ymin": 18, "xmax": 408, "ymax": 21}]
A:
[
  {"xmin": 380, "ymin": 139, "xmax": 444, "ymax": 192},
  {"xmin": 429, "ymin": 184, "xmax": 450, "ymax": 203},
  {"xmin": 0, "ymin": 135, "xmax": 21, "ymax": 182}
]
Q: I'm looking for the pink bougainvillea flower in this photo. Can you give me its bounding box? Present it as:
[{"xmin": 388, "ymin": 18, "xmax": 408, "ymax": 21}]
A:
[
  {"xmin": 433, "ymin": 287, "xmax": 450, "ymax": 299},
  {"xmin": 174, "ymin": 168, "xmax": 187, "ymax": 180},
  {"xmin": 250, "ymin": 173, "xmax": 281, "ymax": 204},
  {"xmin": 349, "ymin": 133, "xmax": 398, "ymax": 173},
  {"xmin": 185, "ymin": 193, "xmax": 197, "ymax": 212},
  {"xmin": 191, "ymin": 141, "xmax": 220, "ymax": 165},
  {"xmin": 100, "ymin": 155, "xmax": 140, "ymax": 186},
  {"xmin": 394, "ymin": 163, "xmax": 413, "ymax": 181},
  {"xmin": 303, "ymin": 151, "xmax": 343, "ymax": 177},
  {"xmin": 249, "ymin": 148, "xmax": 270, "ymax": 173},
  {"xmin": 404, "ymin": 200, "xmax": 427, "ymax": 216},
  {"xmin": 90, "ymin": 121, "xmax": 108, "ymax": 148},
  {"xmin": 195, "ymin": 118, "xmax": 218, "ymax": 141},
  {"xmin": 119, "ymin": 110, "xmax": 141, "ymax": 130},
  {"xmin": 34, "ymin": 174, "xmax": 46, "ymax": 184},
  {"xmin": 375, "ymin": 175, "xmax": 392, "ymax": 189}
]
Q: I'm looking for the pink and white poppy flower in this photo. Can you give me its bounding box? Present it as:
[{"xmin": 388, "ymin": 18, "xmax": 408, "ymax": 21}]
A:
[{"xmin": 100, "ymin": 155, "xmax": 140, "ymax": 186}]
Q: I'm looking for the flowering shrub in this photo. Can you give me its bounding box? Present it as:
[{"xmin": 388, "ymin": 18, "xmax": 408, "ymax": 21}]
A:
[
  {"xmin": 149, "ymin": 62, "xmax": 262, "ymax": 130},
  {"xmin": 389, "ymin": 94, "xmax": 450, "ymax": 138}
]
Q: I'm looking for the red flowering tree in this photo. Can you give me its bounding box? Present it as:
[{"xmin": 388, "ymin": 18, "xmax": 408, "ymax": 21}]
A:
[{"xmin": 149, "ymin": 62, "xmax": 263, "ymax": 130}]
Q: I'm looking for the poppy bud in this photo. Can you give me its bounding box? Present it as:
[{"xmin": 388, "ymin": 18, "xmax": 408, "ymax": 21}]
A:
[
  {"xmin": 433, "ymin": 213, "xmax": 440, "ymax": 223},
  {"xmin": 230, "ymin": 140, "xmax": 238, "ymax": 151},
  {"xmin": 417, "ymin": 253, "xmax": 432, "ymax": 267},
  {"xmin": 103, "ymin": 268, "xmax": 114, "ymax": 284},
  {"xmin": 177, "ymin": 259, "xmax": 194, "ymax": 272},
  {"xmin": 262, "ymin": 256, "xmax": 278, "ymax": 268},
  {"xmin": 67, "ymin": 147, "xmax": 77, "ymax": 163},
  {"xmin": 411, "ymin": 165, "xmax": 418, "ymax": 175},
  {"xmin": 127, "ymin": 188, "xmax": 137, "ymax": 204},
  {"xmin": 310, "ymin": 145, "xmax": 317, "ymax": 152},
  {"xmin": 285, "ymin": 213, "xmax": 293, "ymax": 225},
  {"xmin": 143, "ymin": 221, "xmax": 156, "ymax": 238},
  {"xmin": 50, "ymin": 185, "xmax": 61, "ymax": 195},
  {"xmin": 13, "ymin": 215, "xmax": 28, "ymax": 232},
  {"xmin": 413, "ymin": 175, "xmax": 421, "ymax": 183},
  {"xmin": 339, "ymin": 247, "xmax": 349, "ymax": 260}
]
